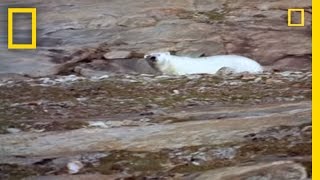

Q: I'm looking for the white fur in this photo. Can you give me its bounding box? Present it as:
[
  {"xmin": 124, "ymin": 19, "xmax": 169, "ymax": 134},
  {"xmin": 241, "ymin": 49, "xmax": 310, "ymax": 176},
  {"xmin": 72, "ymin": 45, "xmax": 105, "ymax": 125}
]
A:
[{"xmin": 145, "ymin": 52, "xmax": 263, "ymax": 75}]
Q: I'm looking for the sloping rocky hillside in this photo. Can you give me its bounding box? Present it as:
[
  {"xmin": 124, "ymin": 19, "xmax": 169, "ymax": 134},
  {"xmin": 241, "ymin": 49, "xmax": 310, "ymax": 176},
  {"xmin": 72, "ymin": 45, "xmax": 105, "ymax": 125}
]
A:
[
  {"xmin": 0, "ymin": 72, "xmax": 312, "ymax": 179},
  {"xmin": 0, "ymin": 0, "xmax": 311, "ymax": 77}
]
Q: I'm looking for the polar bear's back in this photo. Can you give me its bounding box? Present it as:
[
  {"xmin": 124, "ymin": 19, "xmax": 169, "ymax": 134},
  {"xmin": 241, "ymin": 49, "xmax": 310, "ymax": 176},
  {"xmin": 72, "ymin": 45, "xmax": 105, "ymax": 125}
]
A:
[
  {"xmin": 167, "ymin": 55, "xmax": 263, "ymax": 75},
  {"xmin": 206, "ymin": 55, "xmax": 263, "ymax": 73}
]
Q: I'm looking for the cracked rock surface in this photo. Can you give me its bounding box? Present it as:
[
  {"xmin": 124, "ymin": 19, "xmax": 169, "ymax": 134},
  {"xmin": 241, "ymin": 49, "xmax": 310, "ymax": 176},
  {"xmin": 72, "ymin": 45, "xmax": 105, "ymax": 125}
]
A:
[
  {"xmin": 0, "ymin": 0, "xmax": 312, "ymax": 179},
  {"xmin": 0, "ymin": 0, "xmax": 311, "ymax": 77},
  {"xmin": 0, "ymin": 72, "xmax": 311, "ymax": 179}
]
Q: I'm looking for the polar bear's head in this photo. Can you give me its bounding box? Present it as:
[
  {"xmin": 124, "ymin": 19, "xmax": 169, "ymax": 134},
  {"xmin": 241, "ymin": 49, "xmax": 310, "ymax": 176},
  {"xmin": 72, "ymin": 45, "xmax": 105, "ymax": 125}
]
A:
[{"xmin": 144, "ymin": 52, "xmax": 171, "ymax": 71}]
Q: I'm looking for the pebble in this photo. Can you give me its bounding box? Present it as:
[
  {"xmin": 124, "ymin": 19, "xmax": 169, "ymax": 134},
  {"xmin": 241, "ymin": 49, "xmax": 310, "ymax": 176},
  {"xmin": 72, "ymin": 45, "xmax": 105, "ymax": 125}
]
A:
[
  {"xmin": 90, "ymin": 75, "xmax": 110, "ymax": 81},
  {"xmin": 88, "ymin": 121, "xmax": 109, "ymax": 128},
  {"xmin": 229, "ymin": 81, "xmax": 240, "ymax": 86},
  {"xmin": 67, "ymin": 160, "xmax": 84, "ymax": 174},
  {"xmin": 6, "ymin": 128, "xmax": 21, "ymax": 134},
  {"xmin": 209, "ymin": 147, "xmax": 237, "ymax": 160},
  {"xmin": 173, "ymin": 90, "xmax": 180, "ymax": 95},
  {"xmin": 103, "ymin": 50, "xmax": 132, "ymax": 60},
  {"xmin": 191, "ymin": 161, "xmax": 201, "ymax": 166},
  {"xmin": 266, "ymin": 79, "xmax": 284, "ymax": 84},
  {"xmin": 241, "ymin": 74, "xmax": 256, "ymax": 81},
  {"xmin": 76, "ymin": 97, "xmax": 88, "ymax": 102},
  {"xmin": 254, "ymin": 77, "xmax": 262, "ymax": 83},
  {"xmin": 301, "ymin": 126, "xmax": 312, "ymax": 133},
  {"xmin": 105, "ymin": 121, "xmax": 124, "ymax": 127}
]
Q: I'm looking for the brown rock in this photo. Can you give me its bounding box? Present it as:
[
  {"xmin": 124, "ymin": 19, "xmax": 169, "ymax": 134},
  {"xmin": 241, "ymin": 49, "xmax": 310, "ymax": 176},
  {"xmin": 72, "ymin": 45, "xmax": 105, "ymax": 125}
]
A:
[
  {"xmin": 0, "ymin": 0, "xmax": 311, "ymax": 76},
  {"xmin": 117, "ymin": 16, "xmax": 157, "ymax": 28},
  {"xmin": 266, "ymin": 78, "xmax": 284, "ymax": 84},
  {"xmin": 0, "ymin": 101, "xmax": 310, "ymax": 156},
  {"xmin": 89, "ymin": 59, "xmax": 109, "ymax": 70},
  {"xmin": 273, "ymin": 55, "xmax": 312, "ymax": 71},
  {"xmin": 24, "ymin": 174, "xmax": 122, "ymax": 180},
  {"xmin": 195, "ymin": 161, "xmax": 307, "ymax": 180},
  {"xmin": 241, "ymin": 74, "xmax": 256, "ymax": 81}
]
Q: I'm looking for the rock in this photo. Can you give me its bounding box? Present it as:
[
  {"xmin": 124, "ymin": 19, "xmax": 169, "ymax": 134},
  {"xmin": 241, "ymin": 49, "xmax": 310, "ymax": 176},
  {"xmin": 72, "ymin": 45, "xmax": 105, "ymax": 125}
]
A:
[
  {"xmin": 54, "ymin": 75, "xmax": 85, "ymax": 83},
  {"xmin": 194, "ymin": 161, "xmax": 307, "ymax": 180},
  {"xmin": 6, "ymin": 128, "xmax": 22, "ymax": 134},
  {"xmin": 38, "ymin": 75, "xmax": 85, "ymax": 85},
  {"xmin": 241, "ymin": 74, "xmax": 256, "ymax": 81},
  {"xmin": 216, "ymin": 67, "xmax": 235, "ymax": 76},
  {"xmin": 87, "ymin": 16, "xmax": 117, "ymax": 29},
  {"xmin": 173, "ymin": 89, "xmax": 180, "ymax": 95},
  {"xmin": 90, "ymin": 75, "xmax": 110, "ymax": 81},
  {"xmin": 273, "ymin": 55, "xmax": 312, "ymax": 71},
  {"xmin": 24, "ymin": 174, "xmax": 118, "ymax": 180},
  {"xmin": 0, "ymin": 101, "xmax": 310, "ymax": 156},
  {"xmin": 79, "ymin": 152, "xmax": 109, "ymax": 166},
  {"xmin": 140, "ymin": 111, "xmax": 155, "ymax": 116},
  {"xmin": 0, "ymin": 73, "xmax": 31, "ymax": 82},
  {"xmin": 88, "ymin": 121, "xmax": 109, "ymax": 128},
  {"xmin": 265, "ymin": 78, "xmax": 284, "ymax": 84},
  {"xmin": 76, "ymin": 97, "xmax": 88, "ymax": 102},
  {"xmin": 208, "ymin": 147, "xmax": 237, "ymax": 160},
  {"xmin": 89, "ymin": 59, "xmax": 108, "ymax": 70},
  {"xmin": 75, "ymin": 66, "xmax": 110, "ymax": 77},
  {"xmin": 53, "ymin": 47, "xmax": 109, "ymax": 75},
  {"xmin": 0, "ymin": 3, "xmax": 313, "ymax": 168},
  {"xmin": 0, "ymin": 71, "xmax": 311, "ymax": 178},
  {"xmin": 0, "ymin": 0, "xmax": 311, "ymax": 77},
  {"xmin": 0, "ymin": 56, "xmax": 58, "ymax": 78},
  {"xmin": 67, "ymin": 160, "xmax": 84, "ymax": 174},
  {"xmin": 302, "ymin": 126, "xmax": 312, "ymax": 133},
  {"xmin": 103, "ymin": 51, "xmax": 133, "ymax": 60},
  {"xmin": 105, "ymin": 121, "xmax": 124, "ymax": 128},
  {"xmin": 75, "ymin": 58, "xmax": 157, "ymax": 75},
  {"xmin": 254, "ymin": 77, "xmax": 262, "ymax": 83},
  {"xmin": 117, "ymin": 16, "xmax": 157, "ymax": 28}
]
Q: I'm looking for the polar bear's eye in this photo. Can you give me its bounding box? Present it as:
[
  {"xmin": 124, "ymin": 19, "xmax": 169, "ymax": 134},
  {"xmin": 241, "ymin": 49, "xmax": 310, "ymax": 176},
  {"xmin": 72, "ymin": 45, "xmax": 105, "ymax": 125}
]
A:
[{"xmin": 150, "ymin": 56, "xmax": 157, "ymax": 62}]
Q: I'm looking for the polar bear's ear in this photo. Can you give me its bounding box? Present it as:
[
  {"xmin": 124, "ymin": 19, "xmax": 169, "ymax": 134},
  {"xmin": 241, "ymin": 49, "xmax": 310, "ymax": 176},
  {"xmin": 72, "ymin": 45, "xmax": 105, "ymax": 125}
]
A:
[{"xmin": 169, "ymin": 50, "xmax": 177, "ymax": 55}]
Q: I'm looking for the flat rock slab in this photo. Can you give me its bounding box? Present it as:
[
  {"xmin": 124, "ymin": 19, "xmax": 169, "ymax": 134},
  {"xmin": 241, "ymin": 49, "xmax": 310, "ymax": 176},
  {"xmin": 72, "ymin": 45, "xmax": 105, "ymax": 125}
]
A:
[
  {"xmin": 103, "ymin": 50, "xmax": 132, "ymax": 59},
  {"xmin": 0, "ymin": 101, "xmax": 310, "ymax": 157},
  {"xmin": 0, "ymin": 0, "xmax": 312, "ymax": 77},
  {"xmin": 24, "ymin": 174, "xmax": 120, "ymax": 180},
  {"xmin": 195, "ymin": 161, "xmax": 307, "ymax": 180}
]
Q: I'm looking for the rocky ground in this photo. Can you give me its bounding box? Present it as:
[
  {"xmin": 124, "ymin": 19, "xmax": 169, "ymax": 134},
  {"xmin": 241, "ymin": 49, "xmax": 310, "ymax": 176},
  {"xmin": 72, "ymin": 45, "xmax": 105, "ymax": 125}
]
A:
[
  {"xmin": 0, "ymin": 0, "xmax": 311, "ymax": 77},
  {"xmin": 0, "ymin": 71, "xmax": 311, "ymax": 179},
  {"xmin": 0, "ymin": 0, "xmax": 312, "ymax": 179}
]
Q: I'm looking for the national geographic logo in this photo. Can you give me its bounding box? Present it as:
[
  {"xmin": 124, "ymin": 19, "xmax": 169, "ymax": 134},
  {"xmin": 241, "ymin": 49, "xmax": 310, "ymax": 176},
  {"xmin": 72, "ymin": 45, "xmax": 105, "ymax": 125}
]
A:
[
  {"xmin": 288, "ymin": 9, "xmax": 305, "ymax": 27},
  {"xmin": 8, "ymin": 8, "xmax": 36, "ymax": 49}
]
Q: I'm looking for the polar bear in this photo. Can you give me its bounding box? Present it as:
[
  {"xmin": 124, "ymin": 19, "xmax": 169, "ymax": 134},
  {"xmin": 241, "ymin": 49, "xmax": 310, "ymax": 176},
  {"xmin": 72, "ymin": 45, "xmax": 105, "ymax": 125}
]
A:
[{"xmin": 144, "ymin": 52, "xmax": 263, "ymax": 75}]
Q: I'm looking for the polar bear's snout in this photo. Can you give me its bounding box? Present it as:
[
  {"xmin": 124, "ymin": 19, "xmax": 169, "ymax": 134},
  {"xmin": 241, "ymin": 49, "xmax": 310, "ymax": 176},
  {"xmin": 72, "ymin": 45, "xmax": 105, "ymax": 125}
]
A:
[
  {"xmin": 144, "ymin": 54, "xmax": 159, "ymax": 70},
  {"xmin": 145, "ymin": 55, "xmax": 157, "ymax": 66},
  {"xmin": 145, "ymin": 55, "xmax": 157, "ymax": 62}
]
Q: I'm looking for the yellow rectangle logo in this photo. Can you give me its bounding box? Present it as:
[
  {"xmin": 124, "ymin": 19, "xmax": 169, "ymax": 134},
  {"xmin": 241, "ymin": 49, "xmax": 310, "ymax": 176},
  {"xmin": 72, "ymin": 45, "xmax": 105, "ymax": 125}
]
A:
[
  {"xmin": 8, "ymin": 8, "xmax": 37, "ymax": 49},
  {"xmin": 288, "ymin": 9, "xmax": 305, "ymax": 27}
]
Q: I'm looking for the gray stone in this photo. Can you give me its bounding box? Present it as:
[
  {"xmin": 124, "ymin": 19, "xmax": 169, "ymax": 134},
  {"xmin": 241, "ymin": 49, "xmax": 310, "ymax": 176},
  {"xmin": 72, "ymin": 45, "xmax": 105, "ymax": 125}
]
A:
[
  {"xmin": 194, "ymin": 161, "xmax": 307, "ymax": 180},
  {"xmin": 117, "ymin": 16, "xmax": 157, "ymax": 28},
  {"xmin": 0, "ymin": 101, "xmax": 310, "ymax": 156},
  {"xmin": 6, "ymin": 128, "xmax": 22, "ymax": 134},
  {"xmin": 103, "ymin": 50, "xmax": 132, "ymax": 60}
]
